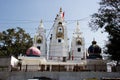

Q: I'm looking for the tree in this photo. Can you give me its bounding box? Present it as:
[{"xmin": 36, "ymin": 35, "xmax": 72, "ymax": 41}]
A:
[
  {"xmin": 0, "ymin": 27, "xmax": 33, "ymax": 57},
  {"xmin": 89, "ymin": 0, "xmax": 120, "ymax": 64}
]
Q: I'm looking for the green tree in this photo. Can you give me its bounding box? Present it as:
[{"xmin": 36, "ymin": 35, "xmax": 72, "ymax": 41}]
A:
[
  {"xmin": 0, "ymin": 27, "xmax": 33, "ymax": 57},
  {"xmin": 89, "ymin": 0, "xmax": 120, "ymax": 64}
]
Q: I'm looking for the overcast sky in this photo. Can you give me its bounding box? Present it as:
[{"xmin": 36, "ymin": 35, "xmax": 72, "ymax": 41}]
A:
[{"xmin": 0, "ymin": 0, "xmax": 108, "ymax": 49}]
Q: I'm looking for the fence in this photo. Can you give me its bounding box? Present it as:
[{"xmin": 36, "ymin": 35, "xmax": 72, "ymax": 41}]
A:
[
  {"xmin": 10, "ymin": 64, "xmax": 108, "ymax": 72},
  {"xmin": 1, "ymin": 64, "xmax": 120, "ymax": 72}
]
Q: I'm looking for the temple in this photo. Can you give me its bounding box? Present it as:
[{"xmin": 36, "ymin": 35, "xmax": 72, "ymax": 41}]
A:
[{"xmin": 16, "ymin": 8, "xmax": 107, "ymax": 72}]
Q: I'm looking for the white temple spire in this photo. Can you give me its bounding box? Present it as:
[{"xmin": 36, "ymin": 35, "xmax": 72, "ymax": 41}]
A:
[
  {"xmin": 56, "ymin": 7, "xmax": 64, "ymax": 20},
  {"xmin": 37, "ymin": 20, "xmax": 44, "ymax": 33},
  {"xmin": 75, "ymin": 21, "xmax": 80, "ymax": 34},
  {"xmin": 39, "ymin": 20, "xmax": 44, "ymax": 28},
  {"xmin": 33, "ymin": 19, "xmax": 47, "ymax": 59},
  {"xmin": 49, "ymin": 8, "xmax": 68, "ymax": 61},
  {"xmin": 71, "ymin": 21, "xmax": 85, "ymax": 60}
]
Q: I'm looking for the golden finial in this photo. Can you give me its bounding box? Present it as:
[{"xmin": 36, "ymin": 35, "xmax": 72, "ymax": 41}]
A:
[
  {"xmin": 39, "ymin": 19, "xmax": 43, "ymax": 28},
  {"xmin": 60, "ymin": 7, "xmax": 62, "ymax": 12}
]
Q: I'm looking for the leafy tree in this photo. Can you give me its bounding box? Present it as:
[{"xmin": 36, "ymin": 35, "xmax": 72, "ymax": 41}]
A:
[
  {"xmin": 89, "ymin": 0, "xmax": 120, "ymax": 64},
  {"xmin": 0, "ymin": 27, "xmax": 33, "ymax": 57}
]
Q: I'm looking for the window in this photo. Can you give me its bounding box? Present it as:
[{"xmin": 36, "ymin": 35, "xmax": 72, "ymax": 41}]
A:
[
  {"xmin": 76, "ymin": 39, "xmax": 82, "ymax": 45},
  {"xmin": 58, "ymin": 39, "xmax": 61, "ymax": 43},
  {"xmin": 77, "ymin": 40, "xmax": 82, "ymax": 45},
  {"xmin": 37, "ymin": 39, "xmax": 42, "ymax": 43},
  {"xmin": 77, "ymin": 48, "xmax": 81, "ymax": 52},
  {"xmin": 58, "ymin": 27, "xmax": 63, "ymax": 32},
  {"xmin": 58, "ymin": 22, "xmax": 62, "ymax": 25},
  {"xmin": 37, "ymin": 46, "xmax": 40, "ymax": 50}
]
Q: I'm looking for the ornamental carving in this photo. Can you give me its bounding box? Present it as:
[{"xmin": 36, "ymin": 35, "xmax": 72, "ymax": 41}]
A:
[
  {"xmin": 76, "ymin": 36, "xmax": 82, "ymax": 45},
  {"xmin": 36, "ymin": 35, "xmax": 43, "ymax": 43},
  {"xmin": 56, "ymin": 22, "xmax": 64, "ymax": 39}
]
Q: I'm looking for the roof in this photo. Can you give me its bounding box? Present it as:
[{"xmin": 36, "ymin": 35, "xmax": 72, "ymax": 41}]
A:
[{"xmin": 26, "ymin": 46, "xmax": 41, "ymax": 57}]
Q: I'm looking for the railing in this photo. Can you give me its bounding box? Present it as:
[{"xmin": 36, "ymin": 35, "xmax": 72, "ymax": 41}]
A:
[
  {"xmin": 0, "ymin": 66, "xmax": 9, "ymax": 71},
  {"xmin": 10, "ymin": 64, "xmax": 108, "ymax": 72},
  {"xmin": 1, "ymin": 64, "xmax": 119, "ymax": 72}
]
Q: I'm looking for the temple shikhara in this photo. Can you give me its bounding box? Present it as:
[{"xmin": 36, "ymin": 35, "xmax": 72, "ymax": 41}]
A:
[
  {"xmin": 13, "ymin": 8, "xmax": 107, "ymax": 72},
  {"xmin": 33, "ymin": 8, "xmax": 85, "ymax": 61}
]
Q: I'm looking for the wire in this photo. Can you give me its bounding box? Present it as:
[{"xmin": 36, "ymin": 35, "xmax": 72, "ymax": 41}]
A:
[
  {"xmin": 46, "ymin": 24, "xmax": 54, "ymax": 40},
  {"xmin": 0, "ymin": 15, "xmax": 91, "ymax": 24}
]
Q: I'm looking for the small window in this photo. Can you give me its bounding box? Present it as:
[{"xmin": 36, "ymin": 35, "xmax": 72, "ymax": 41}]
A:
[
  {"xmin": 58, "ymin": 27, "xmax": 63, "ymax": 33},
  {"xmin": 37, "ymin": 39, "xmax": 42, "ymax": 43},
  {"xmin": 58, "ymin": 39, "xmax": 61, "ymax": 43},
  {"xmin": 58, "ymin": 22, "xmax": 62, "ymax": 26},
  {"xmin": 77, "ymin": 48, "xmax": 81, "ymax": 52},
  {"xmin": 58, "ymin": 22, "xmax": 62, "ymax": 24},
  {"xmin": 76, "ymin": 40, "xmax": 82, "ymax": 45},
  {"xmin": 37, "ymin": 46, "xmax": 40, "ymax": 50},
  {"xmin": 59, "ymin": 27, "xmax": 62, "ymax": 32}
]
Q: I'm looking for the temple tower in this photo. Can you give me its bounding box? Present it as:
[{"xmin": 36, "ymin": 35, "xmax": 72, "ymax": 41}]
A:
[
  {"xmin": 49, "ymin": 8, "xmax": 69, "ymax": 61},
  {"xmin": 34, "ymin": 20, "xmax": 47, "ymax": 58},
  {"xmin": 70, "ymin": 21, "xmax": 85, "ymax": 60}
]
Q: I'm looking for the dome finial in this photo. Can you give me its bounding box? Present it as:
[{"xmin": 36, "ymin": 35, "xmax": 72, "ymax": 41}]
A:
[
  {"xmin": 93, "ymin": 38, "xmax": 95, "ymax": 41},
  {"xmin": 39, "ymin": 19, "xmax": 44, "ymax": 28},
  {"xmin": 75, "ymin": 21, "xmax": 80, "ymax": 33},
  {"xmin": 60, "ymin": 7, "xmax": 62, "ymax": 12}
]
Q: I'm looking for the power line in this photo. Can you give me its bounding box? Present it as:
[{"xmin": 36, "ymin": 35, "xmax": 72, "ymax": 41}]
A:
[{"xmin": 0, "ymin": 15, "xmax": 91, "ymax": 24}]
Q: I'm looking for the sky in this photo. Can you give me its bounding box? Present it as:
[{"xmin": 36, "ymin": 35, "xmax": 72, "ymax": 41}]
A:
[{"xmin": 0, "ymin": 0, "xmax": 108, "ymax": 49}]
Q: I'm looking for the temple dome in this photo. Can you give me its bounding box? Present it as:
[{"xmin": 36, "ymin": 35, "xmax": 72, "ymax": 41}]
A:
[
  {"xmin": 88, "ymin": 44, "xmax": 101, "ymax": 55},
  {"xmin": 26, "ymin": 46, "xmax": 41, "ymax": 57},
  {"xmin": 87, "ymin": 40, "xmax": 102, "ymax": 59}
]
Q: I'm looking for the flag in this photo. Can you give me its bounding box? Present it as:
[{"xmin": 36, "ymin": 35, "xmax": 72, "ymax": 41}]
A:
[
  {"xmin": 62, "ymin": 12, "xmax": 64, "ymax": 19},
  {"xmin": 11, "ymin": 56, "xmax": 19, "ymax": 67},
  {"xmin": 61, "ymin": 12, "xmax": 65, "ymax": 19}
]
